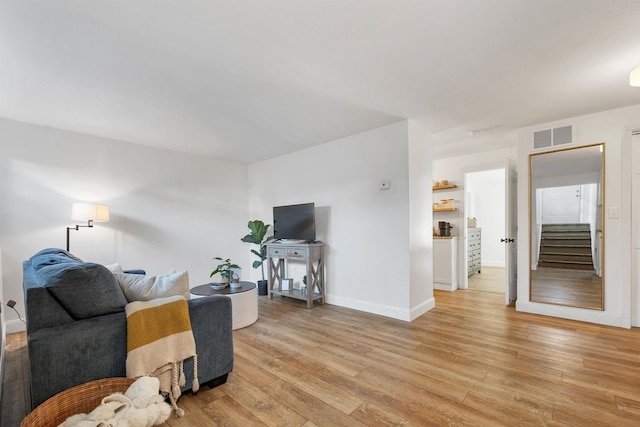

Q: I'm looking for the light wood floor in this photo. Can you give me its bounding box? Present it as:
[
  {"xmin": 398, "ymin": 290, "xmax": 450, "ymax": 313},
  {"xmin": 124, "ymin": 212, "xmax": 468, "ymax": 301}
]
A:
[
  {"xmin": 1, "ymin": 331, "xmax": 29, "ymax": 427},
  {"xmin": 531, "ymin": 267, "xmax": 603, "ymax": 309},
  {"xmin": 5, "ymin": 290, "xmax": 640, "ymax": 426},
  {"xmin": 468, "ymin": 266, "xmax": 505, "ymax": 294}
]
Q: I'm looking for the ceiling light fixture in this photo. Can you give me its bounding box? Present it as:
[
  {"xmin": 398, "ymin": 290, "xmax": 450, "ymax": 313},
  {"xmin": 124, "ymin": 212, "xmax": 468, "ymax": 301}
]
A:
[{"xmin": 630, "ymin": 66, "xmax": 640, "ymax": 87}]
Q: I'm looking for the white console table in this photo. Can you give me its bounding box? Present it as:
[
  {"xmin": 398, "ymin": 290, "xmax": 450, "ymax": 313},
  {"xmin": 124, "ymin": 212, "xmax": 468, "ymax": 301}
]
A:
[{"xmin": 265, "ymin": 242, "xmax": 325, "ymax": 308}]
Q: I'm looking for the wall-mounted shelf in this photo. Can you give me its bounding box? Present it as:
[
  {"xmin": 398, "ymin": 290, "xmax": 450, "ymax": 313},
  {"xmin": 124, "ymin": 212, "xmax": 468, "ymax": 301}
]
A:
[
  {"xmin": 433, "ymin": 207, "xmax": 457, "ymax": 212},
  {"xmin": 433, "ymin": 184, "xmax": 458, "ymax": 191}
]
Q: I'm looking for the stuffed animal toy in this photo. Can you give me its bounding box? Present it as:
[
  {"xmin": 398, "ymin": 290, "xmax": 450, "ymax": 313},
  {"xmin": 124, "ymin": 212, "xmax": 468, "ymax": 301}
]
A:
[{"xmin": 58, "ymin": 377, "xmax": 172, "ymax": 427}]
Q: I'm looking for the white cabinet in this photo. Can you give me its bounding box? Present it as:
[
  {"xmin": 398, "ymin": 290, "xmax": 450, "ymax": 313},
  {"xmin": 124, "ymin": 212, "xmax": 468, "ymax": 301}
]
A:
[{"xmin": 433, "ymin": 237, "xmax": 458, "ymax": 291}]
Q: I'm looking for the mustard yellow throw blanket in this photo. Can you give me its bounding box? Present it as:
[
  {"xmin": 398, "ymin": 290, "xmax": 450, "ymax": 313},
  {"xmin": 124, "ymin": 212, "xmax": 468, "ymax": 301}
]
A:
[{"xmin": 125, "ymin": 295, "xmax": 199, "ymax": 417}]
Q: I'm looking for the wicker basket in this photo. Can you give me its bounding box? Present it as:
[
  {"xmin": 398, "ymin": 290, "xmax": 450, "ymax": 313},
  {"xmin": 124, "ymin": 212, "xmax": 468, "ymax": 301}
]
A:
[{"xmin": 21, "ymin": 377, "xmax": 136, "ymax": 427}]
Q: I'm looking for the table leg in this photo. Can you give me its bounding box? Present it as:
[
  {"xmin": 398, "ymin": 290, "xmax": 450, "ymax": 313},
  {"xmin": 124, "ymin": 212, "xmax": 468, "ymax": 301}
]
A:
[{"xmin": 267, "ymin": 258, "xmax": 274, "ymax": 299}]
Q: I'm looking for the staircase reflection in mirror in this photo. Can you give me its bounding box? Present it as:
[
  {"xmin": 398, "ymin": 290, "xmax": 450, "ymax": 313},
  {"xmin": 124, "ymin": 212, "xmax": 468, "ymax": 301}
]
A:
[{"xmin": 529, "ymin": 143, "xmax": 604, "ymax": 310}]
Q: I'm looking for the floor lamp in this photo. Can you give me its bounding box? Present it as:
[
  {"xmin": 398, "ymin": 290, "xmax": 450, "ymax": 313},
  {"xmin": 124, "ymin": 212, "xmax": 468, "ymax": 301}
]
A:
[{"xmin": 66, "ymin": 203, "xmax": 110, "ymax": 252}]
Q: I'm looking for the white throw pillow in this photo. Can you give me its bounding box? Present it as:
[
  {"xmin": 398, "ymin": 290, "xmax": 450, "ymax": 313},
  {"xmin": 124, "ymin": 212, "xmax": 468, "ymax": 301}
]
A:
[
  {"xmin": 104, "ymin": 263, "xmax": 125, "ymax": 274},
  {"xmin": 114, "ymin": 271, "xmax": 190, "ymax": 302}
]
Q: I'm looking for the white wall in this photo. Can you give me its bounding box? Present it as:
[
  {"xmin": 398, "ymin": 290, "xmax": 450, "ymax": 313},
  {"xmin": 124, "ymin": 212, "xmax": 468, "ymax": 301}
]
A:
[
  {"xmin": 432, "ymin": 146, "xmax": 518, "ymax": 288},
  {"xmin": 408, "ymin": 121, "xmax": 435, "ymax": 318},
  {"xmin": 516, "ymin": 104, "xmax": 640, "ymax": 328},
  {"xmin": 0, "ymin": 118, "xmax": 250, "ymax": 333},
  {"xmin": 0, "ymin": 248, "xmax": 5, "ymax": 404},
  {"xmin": 248, "ymin": 120, "xmax": 435, "ymax": 321},
  {"xmin": 466, "ymin": 169, "xmax": 505, "ymax": 267}
]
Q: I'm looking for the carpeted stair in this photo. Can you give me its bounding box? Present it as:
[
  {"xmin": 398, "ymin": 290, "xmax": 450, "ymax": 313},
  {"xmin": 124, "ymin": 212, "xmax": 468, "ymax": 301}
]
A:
[{"xmin": 538, "ymin": 223, "xmax": 593, "ymax": 270}]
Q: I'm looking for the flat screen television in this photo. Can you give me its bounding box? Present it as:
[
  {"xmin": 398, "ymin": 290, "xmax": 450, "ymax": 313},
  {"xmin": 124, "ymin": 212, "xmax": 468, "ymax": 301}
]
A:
[{"xmin": 273, "ymin": 203, "xmax": 315, "ymax": 242}]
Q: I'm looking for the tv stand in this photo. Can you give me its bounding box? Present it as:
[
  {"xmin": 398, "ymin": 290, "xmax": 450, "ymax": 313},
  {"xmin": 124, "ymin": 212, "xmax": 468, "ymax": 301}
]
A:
[{"xmin": 265, "ymin": 242, "xmax": 325, "ymax": 308}]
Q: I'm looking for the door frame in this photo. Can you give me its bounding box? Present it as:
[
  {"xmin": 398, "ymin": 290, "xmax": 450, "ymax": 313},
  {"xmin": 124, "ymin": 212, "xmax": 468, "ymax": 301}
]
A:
[
  {"xmin": 461, "ymin": 162, "xmax": 510, "ymax": 293},
  {"xmin": 630, "ymin": 130, "xmax": 640, "ymax": 325}
]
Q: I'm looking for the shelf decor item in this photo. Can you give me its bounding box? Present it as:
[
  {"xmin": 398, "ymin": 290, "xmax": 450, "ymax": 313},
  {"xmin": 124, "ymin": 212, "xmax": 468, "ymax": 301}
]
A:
[
  {"xmin": 433, "ymin": 183, "xmax": 458, "ymax": 191},
  {"xmin": 433, "ymin": 197, "xmax": 457, "ymax": 211},
  {"xmin": 210, "ymin": 257, "xmax": 240, "ymax": 286},
  {"xmin": 281, "ymin": 278, "xmax": 293, "ymax": 290}
]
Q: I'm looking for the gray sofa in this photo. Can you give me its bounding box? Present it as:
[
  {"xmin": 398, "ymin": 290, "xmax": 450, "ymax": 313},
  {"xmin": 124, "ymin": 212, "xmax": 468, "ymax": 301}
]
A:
[{"xmin": 23, "ymin": 248, "xmax": 234, "ymax": 410}]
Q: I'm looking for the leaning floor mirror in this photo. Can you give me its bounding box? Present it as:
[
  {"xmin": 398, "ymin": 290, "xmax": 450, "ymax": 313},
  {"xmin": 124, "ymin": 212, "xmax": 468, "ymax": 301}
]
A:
[{"xmin": 529, "ymin": 143, "xmax": 604, "ymax": 310}]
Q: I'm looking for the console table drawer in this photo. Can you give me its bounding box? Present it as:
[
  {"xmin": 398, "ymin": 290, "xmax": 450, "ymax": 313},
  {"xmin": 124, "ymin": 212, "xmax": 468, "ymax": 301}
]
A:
[
  {"xmin": 287, "ymin": 248, "xmax": 308, "ymax": 258},
  {"xmin": 268, "ymin": 247, "xmax": 287, "ymax": 257}
]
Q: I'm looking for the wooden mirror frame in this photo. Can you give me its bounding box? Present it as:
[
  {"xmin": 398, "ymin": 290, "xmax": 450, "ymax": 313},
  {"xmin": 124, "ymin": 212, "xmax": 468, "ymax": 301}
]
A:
[{"xmin": 529, "ymin": 143, "xmax": 604, "ymax": 310}]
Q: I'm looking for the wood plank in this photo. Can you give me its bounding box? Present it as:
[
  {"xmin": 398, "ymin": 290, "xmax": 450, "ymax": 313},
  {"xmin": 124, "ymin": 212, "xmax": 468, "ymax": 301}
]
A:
[
  {"xmin": 222, "ymin": 373, "xmax": 308, "ymax": 426},
  {"xmin": 200, "ymin": 394, "xmax": 267, "ymax": 426},
  {"xmin": 262, "ymin": 379, "xmax": 368, "ymax": 427}
]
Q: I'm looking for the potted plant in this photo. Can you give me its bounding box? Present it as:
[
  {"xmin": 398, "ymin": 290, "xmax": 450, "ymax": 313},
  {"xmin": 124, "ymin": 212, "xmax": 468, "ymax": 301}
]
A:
[
  {"xmin": 210, "ymin": 257, "xmax": 241, "ymax": 289},
  {"xmin": 241, "ymin": 220, "xmax": 274, "ymax": 295}
]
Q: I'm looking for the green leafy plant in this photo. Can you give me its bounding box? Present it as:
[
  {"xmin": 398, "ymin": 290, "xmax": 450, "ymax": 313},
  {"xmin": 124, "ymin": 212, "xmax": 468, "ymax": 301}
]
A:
[
  {"xmin": 241, "ymin": 220, "xmax": 274, "ymax": 281},
  {"xmin": 210, "ymin": 257, "xmax": 240, "ymax": 284}
]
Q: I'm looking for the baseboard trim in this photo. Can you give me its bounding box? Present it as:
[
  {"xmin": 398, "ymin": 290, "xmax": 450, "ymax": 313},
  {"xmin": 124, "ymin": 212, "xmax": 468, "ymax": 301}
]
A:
[
  {"xmin": 326, "ymin": 294, "xmax": 435, "ymax": 322},
  {"xmin": 516, "ymin": 300, "xmax": 630, "ymax": 328},
  {"xmin": 410, "ymin": 297, "xmax": 436, "ymax": 321},
  {"xmin": 5, "ymin": 319, "xmax": 26, "ymax": 334}
]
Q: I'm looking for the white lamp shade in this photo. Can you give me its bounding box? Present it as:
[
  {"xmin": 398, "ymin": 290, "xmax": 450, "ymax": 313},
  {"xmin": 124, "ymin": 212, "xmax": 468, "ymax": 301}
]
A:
[
  {"xmin": 630, "ymin": 66, "xmax": 640, "ymax": 87},
  {"xmin": 71, "ymin": 203, "xmax": 110, "ymax": 222}
]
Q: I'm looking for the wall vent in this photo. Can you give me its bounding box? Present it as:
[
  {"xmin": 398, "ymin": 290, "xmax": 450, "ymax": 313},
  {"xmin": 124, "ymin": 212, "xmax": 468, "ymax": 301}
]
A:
[
  {"xmin": 553, "ymin": 126, "xmax": 572, "ymax": 145},
  {"xmin": 533, "ymin": 129, "xmax": 552, "ymax": 149},
  {"xmin": 533, "ymin": 125, "xmax": 572, "ymax": 149}
]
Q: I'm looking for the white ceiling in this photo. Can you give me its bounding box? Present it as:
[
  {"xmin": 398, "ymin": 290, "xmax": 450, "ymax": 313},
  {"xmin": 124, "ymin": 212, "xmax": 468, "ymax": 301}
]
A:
[{"xmin": 2, "ymin": 1, "xmax": 640, "ymax": 163}]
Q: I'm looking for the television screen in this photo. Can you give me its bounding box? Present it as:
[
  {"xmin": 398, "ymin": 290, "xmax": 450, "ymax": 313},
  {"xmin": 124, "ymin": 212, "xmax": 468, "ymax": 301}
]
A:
[{"xmin": 273, "ymin": 203, "xmax": 315, "ymax": 242}]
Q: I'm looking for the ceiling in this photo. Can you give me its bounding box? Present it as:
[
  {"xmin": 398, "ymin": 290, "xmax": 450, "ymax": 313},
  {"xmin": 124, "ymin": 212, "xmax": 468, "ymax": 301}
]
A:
[{"xmin": 1, "ymin": 1, "xmax": 640, "ymax": 163}]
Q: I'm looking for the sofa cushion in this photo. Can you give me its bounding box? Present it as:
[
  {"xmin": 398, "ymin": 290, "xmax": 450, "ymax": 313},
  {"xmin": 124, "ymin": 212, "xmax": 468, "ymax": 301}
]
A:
[
  {"xmin": 114, "ymin": 271, "xmax": 190, "ymax": 302},
  {"xmin": 39, "ymin": 262, "xmax": 128, "ymax": 319},
  {"xmin": 104, "ymin": 263, "xmax": 125, "ymax": 273}
]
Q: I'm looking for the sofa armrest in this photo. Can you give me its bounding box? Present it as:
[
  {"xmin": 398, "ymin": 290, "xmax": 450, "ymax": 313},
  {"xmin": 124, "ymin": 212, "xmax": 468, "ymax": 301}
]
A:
[
  {"xmin": 24, "ymin": 286, "xmax": 74, "ymax": 335},
  {"xmin": 184, "ymin": 295, "xmax": 234, "ymax": 387},
  {"xmin": 28, "ymin": 311, "xmax": 128, "ymax": 409}
]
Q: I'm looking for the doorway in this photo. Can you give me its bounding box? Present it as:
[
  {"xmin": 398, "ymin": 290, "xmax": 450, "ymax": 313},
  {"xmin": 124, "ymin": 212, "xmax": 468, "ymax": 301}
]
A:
[
  {"xmin": 465, "ymin": 169, "xmax": 506, "ymax": 294},
  {"xmin": 632, "ymin": 132, "xmax": 640, "ymax": 325}
]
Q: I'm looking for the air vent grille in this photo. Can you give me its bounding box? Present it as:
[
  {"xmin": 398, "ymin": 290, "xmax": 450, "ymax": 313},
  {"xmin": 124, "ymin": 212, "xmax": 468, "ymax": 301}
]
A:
[
  {"xmin": 532, "ymin": 125, "xmax": 572, "ymax": 150},
  {"xmin": 533, "ymin": 129, "xmax": 552, "ymax": 149},
  {"xmin": 553, "ymin": 126, "xmax": 572, "ymax": 145}
]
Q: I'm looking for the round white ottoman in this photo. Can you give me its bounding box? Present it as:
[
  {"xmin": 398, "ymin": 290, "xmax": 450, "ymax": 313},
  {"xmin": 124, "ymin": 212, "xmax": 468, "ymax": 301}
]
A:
[{"xmin": 190, "ymin": 281, "xmax": 258, "ymax": 330}]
